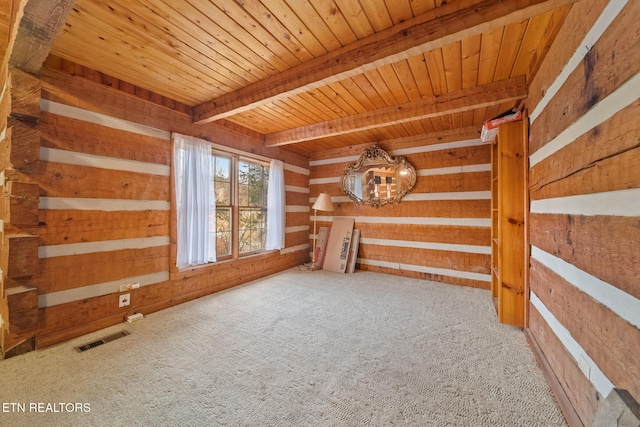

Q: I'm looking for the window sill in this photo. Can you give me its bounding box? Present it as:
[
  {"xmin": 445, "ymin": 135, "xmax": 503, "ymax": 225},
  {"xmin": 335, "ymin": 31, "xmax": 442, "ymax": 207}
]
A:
[{"xmin": 172, "ymin": 250, "xmax": 277, "ymax": 279}]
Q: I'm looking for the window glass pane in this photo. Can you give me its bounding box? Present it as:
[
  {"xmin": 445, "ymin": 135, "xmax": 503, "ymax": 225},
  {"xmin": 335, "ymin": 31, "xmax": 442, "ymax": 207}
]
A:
[
  {"xmin": 263, "ymin": 168, "xmax": 269, "ymax": 206},
  {"xmin": 213, "ymin": 156, "xmax": 231, "ymax": 205},
  {"xmin": 238, "ymin": 183, "xmax": 249, "ymax": 206},
  {"xmin": 239, "ymin": 208, "xmax": 251, "ymax": 226},
  {"xmin": 215, "ymin": 156, "xmax": 230, "ymax": 181},
  {"xmin": 250, "ymin": 230, "xmax": 261, "ymax": 251},
  {"xmin": 237, "ymin": 160, "xmax": 268, "ymax": 254},
  {"xmin": 238, "ymin": 207, "xmax": 267, "ymax": 254},
  {"xmin": 238, "ymin": 208, "xmax": 252, "ymax": 253},
  {"xmin": 217, "ymin": 208, "xmax": 231, "ymax": 232},
  {"xmin": 238, "ymin": 161, "xmax": 250, "ymax": 185},
  {"xmin": 249, "ymin": 163, "xmax": 261, "ymax": 183},
  {"xmin": 249, "ymin": 182, "xmax": 263, "ymax": 206},
  {"xmin": 216, "ymin": 182, "xmax": 230, "ymax": 205},
  {"xmin": 216, "ymin": 208, "xmax": 231, "ymax": 257},
  {"xmin": 216, "ymin": 231, "xmax": 231, "ymax": 258}
]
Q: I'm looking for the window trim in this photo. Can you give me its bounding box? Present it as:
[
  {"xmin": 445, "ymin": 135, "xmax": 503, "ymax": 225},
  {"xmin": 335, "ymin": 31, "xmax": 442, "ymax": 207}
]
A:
[
  {"xmin": 237, "ymin": 158, "xmax": 269, "ymax": 256},
  {"xmin": 211, "ymin": 152, "xmax": 234, "ymax": 262},
  {"xmin": 212, "ymin": 149, "xmax": 270, "ymax": 260},
  {"xmin": 171, "ymin": 135, "xmax": 277, "ymax": 275}
]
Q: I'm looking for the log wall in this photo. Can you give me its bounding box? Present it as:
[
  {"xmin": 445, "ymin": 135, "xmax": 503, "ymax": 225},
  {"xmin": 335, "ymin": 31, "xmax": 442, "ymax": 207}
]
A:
[
  {"xmin": 309, "ymin": 128, "xmax": 491, "ymax": 289},
  {"xmin": 524, "ymin": 0, "xmax": 640, "ymax": 424},
  {"xmin": 0, "ymin": 63, "xmax": 310, "ymax": 356},
  {"xmin": 0, "ymin": 63, "xmax": 42, "ymax": 357}
]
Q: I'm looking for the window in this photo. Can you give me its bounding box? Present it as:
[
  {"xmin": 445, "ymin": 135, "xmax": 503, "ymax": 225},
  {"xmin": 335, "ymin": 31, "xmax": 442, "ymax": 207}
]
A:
[
  {"xmin": 210, "ymin": 153, "xmax": 270, "ymax": 259},
  {"xmin": 238, "ymin": 160, "xmax": 269, "ymax": 254},
  {"xmin": 174, "ymin": 133, "xmax": 282, "ymax": 269},
  {"xmin": 212, "ymin": 155, "xmax": 232, "ymax": 258}
]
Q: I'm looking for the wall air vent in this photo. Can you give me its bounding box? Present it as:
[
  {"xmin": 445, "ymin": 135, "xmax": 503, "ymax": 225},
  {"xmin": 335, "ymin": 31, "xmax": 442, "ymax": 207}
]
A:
[{"xmin": 75, "ymin": 330, "xmax": 130, "ymax": 353}]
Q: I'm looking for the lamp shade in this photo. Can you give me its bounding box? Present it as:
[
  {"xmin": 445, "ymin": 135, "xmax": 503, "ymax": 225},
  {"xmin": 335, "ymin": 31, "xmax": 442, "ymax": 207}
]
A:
[{"xmin": 312, "ymin": 193, "xmax": 334, "ymax": 212}]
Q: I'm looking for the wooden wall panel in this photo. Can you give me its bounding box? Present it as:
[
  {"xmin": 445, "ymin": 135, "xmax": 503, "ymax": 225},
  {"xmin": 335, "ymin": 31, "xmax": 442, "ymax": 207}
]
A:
[
  {"xmin": 526, "ymin": 0, "xmax": 609, "ymax": 111},
  {"xmin": 5, "ymin": 286, "xmax": 38, "ymax": 333},
  {"xmin": 309, "ymin": 132, "xmax": 491, "ymax": 289},
  {"xmin": 0, "ymin": 65, "xmax": 42, "ymax": 356},
  {"xmin": 531, "ymin": 259, "xmax": 640, "ymax": 400},
  {"xmin": 404, "ymin": 145, "xmax": 491, "ymax": 170},
  {"xmin": 1, "ymin": 235, "xmax": 39, "ymax": 279},
  {"xmin": 39, "ymin": 66, "xmax": 308, "ymax": 169},
  {"xmin": 358, "ymin": 245, "xmax": 489, "ymax": 274},
  {"xmin": 285, "ymin": 190, "xmax": 309, "ymax": 207},
  {"xmin": 529, "ymin": 0, "xmax": 640, "ymax": 155},
  {"xmin": 283, "ymin": 165, "xmax": 311, "ymax": 251},
  {"xmin": 0, "ymin": 119, "xmax": 39, "ymax": 173},
  {"xmin": 355, "ymin": 223, "xmax": 490, "ymax": 246},
  {"xmin": 524, "ymin": 0, "xmax": 640, "ymax": 423},
  {"xmin": 42, "ymin": 55, "xmax": 193, "ymax": 114},
  {"xmin": 39, "ymin": 112, "xmax": 171, "ymax": 165},
  {"xmin": 309, "ymin": 127, "xmax": 482, "ymax": 161},
  {"xmin": 325, "ymin": 199, "xmax": 490, "ymax": 219},
  {"xmin": 359, "ymin": 263, "xmax": 487, "ymax": 289},
  {"xmin": 414, "ymin": 171, "xmax": 490, "ymax": 193},
  {"xmin": 528, "ymin": 306, "xmax": 599, "ymax": 425},
  {"xmin": 0, "ymin": 62, "xmax": 310, "ymax": 353},
  {"xmin": 531, "ymin": 140, "xmax": 640, "ymax": 202},
  {"xmin": 22, "ymin": 210, "xmax": 170, "ymax": 246},
  {"xmin": 8, "ymin": 67, "xmax": 40, "ymax": 121},
  {"xmin": 35, "ymin": 246, "xmax": 170, "ymax": 293},
  {"xmin": 0, "ymin": 61, "xmax": 8, "ymax": 129},
  {"xmin": 284, "ymin": 168, "xmax": 309, "ymax": 188},
  {"xmin": 36, "ymin": 163, "xmax": 170, "ymax": 200},
  {"xmin": 529, "ymin": 100, "xmax": 640, "ymax": 198},
  {"xmin": 1, "ymin": 59, "xmax": 8, "ymax": 350},
  {"xmin": 530, "ymin": 213, "xmax": 639, "ymax": 300},
  {"xmin": 285, "ymin": 230, "xmax": 309, "ymax": 249},
  {"xmin": 286, "ymin": 212, "xmax": 310, "ymax": 227},
  {"xmin": 311, "ymin": 144, "xmax": 490, "ymax": 180},
  {"xmin": 0, "ymin": 180, "xmax": 39, "ymax": 226},
  {"xmin": 36, "ymin": 249, "xmax": 306, "ymax": 348}
]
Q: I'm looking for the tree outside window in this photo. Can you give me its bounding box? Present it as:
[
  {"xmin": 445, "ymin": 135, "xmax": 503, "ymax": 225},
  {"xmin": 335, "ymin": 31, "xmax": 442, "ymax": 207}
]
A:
[
  {"xmin": 213, "ymin": 155, "xmax": 232, "ymax": 258},
  {"xmin": 238, "ymin": 160, "xmax": 269, "ymax": 254},
  {"xmin": 211, "ymin": 154, "xmax": 269, "ymax": 258}
]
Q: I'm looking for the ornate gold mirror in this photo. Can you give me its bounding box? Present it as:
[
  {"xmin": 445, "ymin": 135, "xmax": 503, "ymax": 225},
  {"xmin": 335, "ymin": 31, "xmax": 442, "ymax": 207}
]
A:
[{"xmin": 341, "ymin": 144, "xmax": 417, "ymax": 208}]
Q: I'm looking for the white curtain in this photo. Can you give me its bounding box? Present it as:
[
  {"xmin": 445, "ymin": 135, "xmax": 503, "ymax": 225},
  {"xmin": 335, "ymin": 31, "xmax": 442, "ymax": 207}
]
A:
[
  {"xmin": 173, "ymin": 133, "xmax": 216, "ymax": 268},
  {"xmin": 265, "ymin": 159, "xmax": 285, "ymax": 250}
]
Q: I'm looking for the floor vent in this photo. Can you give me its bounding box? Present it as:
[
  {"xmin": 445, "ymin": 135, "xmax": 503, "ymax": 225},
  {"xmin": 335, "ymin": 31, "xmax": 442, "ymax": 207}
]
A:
[{"xmin": 75, "ymin": 330, "xmax": 130, "ymax": 353}]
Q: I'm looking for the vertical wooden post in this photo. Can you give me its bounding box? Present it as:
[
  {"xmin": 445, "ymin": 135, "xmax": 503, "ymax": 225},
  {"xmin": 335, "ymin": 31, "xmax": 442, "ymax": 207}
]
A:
[
  {"xmin": 522, "ymin": 115, "xmax": 530, "ymax": 330},
  {"xmin": 491, "ymin": 120, "xmax": 527, "ymax": 327},
  {"xmin": 0, "ymin": 66, "xmax": 42, "ymax": 358},
  {"xmin": 0, "ymin": 60, "xmax": 7, "ymax": 354},
  {"xmin": 490, "ymin": 139, "xmax": 499, "ymax": 306},
  {"xmin": 499, "ymin": 120, "xmax": 526, "ymax": 327}
]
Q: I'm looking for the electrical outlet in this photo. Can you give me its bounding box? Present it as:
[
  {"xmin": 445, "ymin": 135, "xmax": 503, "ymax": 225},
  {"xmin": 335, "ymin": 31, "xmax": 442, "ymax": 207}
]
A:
[{"xmin": 119, "ymin": 293, "xmax": 130, "ymax": 308}]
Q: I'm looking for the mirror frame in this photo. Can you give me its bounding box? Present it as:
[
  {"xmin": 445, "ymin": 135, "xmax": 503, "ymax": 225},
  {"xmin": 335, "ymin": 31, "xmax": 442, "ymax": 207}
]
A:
[{"xmin": 341, "ymin": 144, "xmax": 417, "ymax": 208}]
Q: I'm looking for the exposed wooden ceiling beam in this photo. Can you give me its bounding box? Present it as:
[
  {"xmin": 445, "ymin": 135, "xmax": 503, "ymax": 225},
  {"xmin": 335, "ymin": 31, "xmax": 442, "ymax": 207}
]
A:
[
  {"xmin": 8, "ymin": 0, "xmax": 77, "ymax": 73},
  {"xmin": 193, "ymin": 0, "xmax": 577, "ymax": 125},
  {"xmin": 264, "ymin": 76, "xmax": 527, "ymax": 147}
]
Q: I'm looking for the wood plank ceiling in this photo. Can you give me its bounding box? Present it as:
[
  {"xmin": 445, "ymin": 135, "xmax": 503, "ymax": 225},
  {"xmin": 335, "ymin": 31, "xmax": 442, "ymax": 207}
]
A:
[{"xmin": 7, "ymin": 0, "xmax": 573, "ymax": 155}]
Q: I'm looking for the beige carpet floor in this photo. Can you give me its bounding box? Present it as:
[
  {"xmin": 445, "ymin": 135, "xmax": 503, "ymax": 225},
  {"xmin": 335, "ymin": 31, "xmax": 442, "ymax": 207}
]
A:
[{"xmin": 0, "ymin": 269, "xmax": 566, "ymax": 426}]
